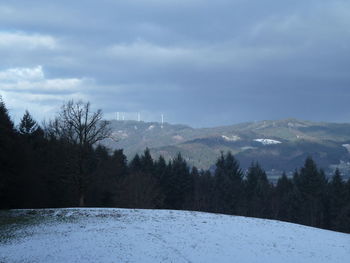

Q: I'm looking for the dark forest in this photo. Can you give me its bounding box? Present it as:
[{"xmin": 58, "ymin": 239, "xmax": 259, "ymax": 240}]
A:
[{"xmin": 1, "ymin": 97, "xmax": 349, "ymax": 234}]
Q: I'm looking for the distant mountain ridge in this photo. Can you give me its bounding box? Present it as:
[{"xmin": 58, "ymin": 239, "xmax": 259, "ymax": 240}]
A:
[{"xmin": 102, "ymin": 118, "xmax": 350, "ymax": 179}]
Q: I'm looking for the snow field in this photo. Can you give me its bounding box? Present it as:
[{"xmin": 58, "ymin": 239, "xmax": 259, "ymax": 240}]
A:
[{"xmin": 0, "ymin": 208, "xmax": 349, "ymax": 263}]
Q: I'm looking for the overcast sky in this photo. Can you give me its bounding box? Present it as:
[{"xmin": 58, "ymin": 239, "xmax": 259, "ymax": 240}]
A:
[{"xmin": 0, "ymin": 0, "xmax": 350, "ymax": 127}]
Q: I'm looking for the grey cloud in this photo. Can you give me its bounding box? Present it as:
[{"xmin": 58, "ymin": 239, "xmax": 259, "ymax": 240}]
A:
[{"xmin": 0, "ymin": 0, "xmax": 350, "ymax": 127}]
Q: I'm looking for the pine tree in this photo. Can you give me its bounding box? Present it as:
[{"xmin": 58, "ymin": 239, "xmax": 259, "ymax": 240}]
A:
[
  {"xmin": 112, "ymin": 149, "xmax": 128, "ymax": 178},
  {"xmin": 245, "ymin": 162, "xmax": 271, "ymax": 218},
  {"xmin": 163, "ymin": 153, "xmax": 193, "ymax": 209},
  {"xmin": 193, "ymin": 169, "xmax": 214, "ymax": 212},
  {"xmin": 0, "ymin": 96, "xmax": 15, "ymax": 135},
  {"xmin": 294, "ymin": 157, "xmax": 327, "ymax": 227},
  {"xmin": 130, "ymin": 154, "xmax": 142, "ymax": 172},
  {"xmin": 0, "ymin": 97, "xmax": 20, "ymax": 208},
  {"xmin": 19, "ymin": 110, "xmax": 38, "ymax": 135},
  {"xmin": 154, "ymin": 155, "xmax": 168, "ymax": 200},
  {"xmin": 140, "ymin": 148, "xmax": 154, "ymax": 174},
  {"xmin": 328, "ymin": 169, "xmax": 346, "ymax": 230},
  {"xmin": 17, "ymin": 111, "xmax": 48, "ymax": 208},
  {"xmin": 214, "ymin": 152, "xmax": 243, "ymax": 214},
  {"xmin": 274, "ymin": 173, "xmax": 294, "ymax": 221},
  {"xmin": 335, "ymin": 179, "xmax": 350, "ymax": 233},
  {"xmin": 154, "ymin": 155, "xmax": 167, "ymax": 180}
]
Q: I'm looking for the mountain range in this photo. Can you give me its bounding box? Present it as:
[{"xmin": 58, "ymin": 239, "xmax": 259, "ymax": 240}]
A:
[{"xmin": 103, "ymin": 118, "xmax": 350, "ymax": 180}]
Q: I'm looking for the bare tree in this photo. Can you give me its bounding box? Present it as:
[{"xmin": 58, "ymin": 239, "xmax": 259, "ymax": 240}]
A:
[{"xmin": 47, "ymin": 100, "xmax": 111, "ymax": 206}]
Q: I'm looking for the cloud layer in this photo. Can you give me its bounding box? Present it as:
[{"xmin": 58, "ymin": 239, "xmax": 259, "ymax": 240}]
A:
[{"xmin": 1, "ymin": 0, "xmax": 350, "ymax": 126}]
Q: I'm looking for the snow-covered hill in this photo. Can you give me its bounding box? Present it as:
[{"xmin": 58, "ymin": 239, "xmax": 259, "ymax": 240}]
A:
[{"xmin": 1, "ymin": 208, "xmax": 349, "ymax": 263}]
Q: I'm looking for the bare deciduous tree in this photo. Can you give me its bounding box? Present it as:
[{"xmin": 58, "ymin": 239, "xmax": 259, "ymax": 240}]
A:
[
  {"xmin": 47, "ymin": 100, "xmax": 111, "ymax": 206},
  {"xmin": 50, "ymin": 100, "xmax": 110, "ymax": 145}
]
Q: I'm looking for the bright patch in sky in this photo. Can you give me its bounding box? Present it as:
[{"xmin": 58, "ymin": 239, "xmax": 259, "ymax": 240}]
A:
[{"xmin": 0, "ymin": 32, "xmax": 57, "ymax": 50}]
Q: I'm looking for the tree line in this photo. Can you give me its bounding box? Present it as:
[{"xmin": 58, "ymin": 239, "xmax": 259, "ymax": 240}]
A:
[{"xmin": 1, "ymin": 97, "xmax": 350, "ymax": 233}]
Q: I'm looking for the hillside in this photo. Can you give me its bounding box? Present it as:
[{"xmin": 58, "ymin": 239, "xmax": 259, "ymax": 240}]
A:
[
  {"xmin": 103, "ymin": 119, "xmax": 350, "ymax": 178},
  {"xmin": 1, "ymin": 208, "xmax": 349, "ymax": 263}
]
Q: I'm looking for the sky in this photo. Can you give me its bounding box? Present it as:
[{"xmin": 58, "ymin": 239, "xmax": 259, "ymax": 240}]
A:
[{"xmin": 0, "ymin": 0, "xmax": 350, "ymax": 127}]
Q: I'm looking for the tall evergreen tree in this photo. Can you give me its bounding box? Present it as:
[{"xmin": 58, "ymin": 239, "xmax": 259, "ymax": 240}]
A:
[
  {"xmin": 214, "ymin": 152, "xmax": 243, "ymax": 214},
  {"xmin": 328, "ymin": 169, "xmax": 347, "ymax": 230},
  {"xmin": 154, "ymin": 155, "xmax": 168, "ymax": 202},
  {"xmin": 19, "ymin": 110, "xmax": 39, "ymax": 135},
  {"xmin": 140, "ymin": 148, "xmax": 154, "ymax": 174},
  {"xmin": 294, "ymin": 157, "xmax": 327, "ymax": 227},
  {"xmin": 193, "ymin": 169, "xmax": 214, "ymax": 212},
  {"xmin": 0, "ymin": 97, "xmax": 20, "ymax": 208},
  {"xmin": 274, "ymin": 173, "xmax": 294, "ymax": 221},
  {"xmin": 112, "ymin": 149, "xmax": 128, "ymax": 178},
  {"xmin": 0, "ymin": 96, "xmax": 15, "ymax": 135},
  {"xmin": 154, "ymin": 155, "xmax": 167, "ymax": 181},
  {"xmin": 163, "ymin": 153, "xmax": 193, "ymax": 209},
  {"xmin": 245, "ymin": 162, "xmax": 271, "ymax": 218},
  {"xmin": 130, "ymin": 154, "xmax": 142, "ymax": 172}
]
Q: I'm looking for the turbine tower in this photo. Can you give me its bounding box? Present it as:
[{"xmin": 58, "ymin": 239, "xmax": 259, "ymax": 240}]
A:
[
  {"xmin": 138, "ymin": 112, "xmax": 141, "ymax": 122},
  {"xmin": 161, "ymin": 114, "xmax": 164, "ymax": 128}
]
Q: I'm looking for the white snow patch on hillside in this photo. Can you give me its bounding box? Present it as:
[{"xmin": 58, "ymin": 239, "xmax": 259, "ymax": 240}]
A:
[
  {"xmin": 254, "ymin": 139, "xmax": 282, "ymax": 145},
  {"xmin": 222, "ymin": 135, "xmax": 241, "ymax": 141},
  {"xmin": 342, "ymin": 144, "xmax": 350, "ymax": 153},
  {"xmin": 288, "ymin": 121, "xmax": 307, "ymax": 128},
  {"xmin": 241, "ymin": 146, "xmax": 257, "ymax": 151},
  {"xmin": 110, "ymin": 131, "xmax": 128, "ymax": 140},
  {"xmin": 147, "ymin": 125, "xmax": 155, "ymax": 130},
  {"xmin": 173, "ymin": 135, "xmax": 184, "ymax": 141},
  {"xmin": 0, "ymin": 208, "xmax": 349, "ymax": 263}
]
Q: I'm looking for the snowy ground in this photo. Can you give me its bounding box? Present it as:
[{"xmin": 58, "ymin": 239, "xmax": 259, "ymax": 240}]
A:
[{"xmin": 0, "ymin": 208, "xmax": 349, "ymax": 263}]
